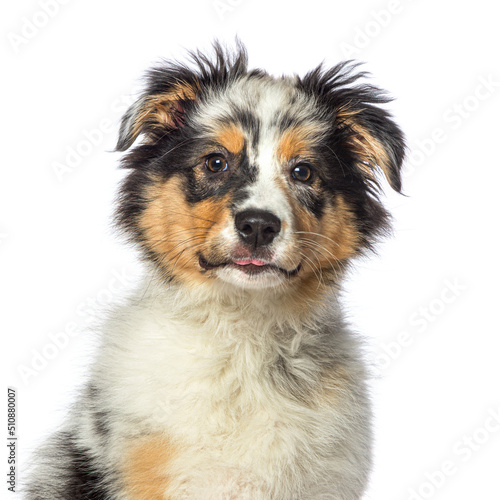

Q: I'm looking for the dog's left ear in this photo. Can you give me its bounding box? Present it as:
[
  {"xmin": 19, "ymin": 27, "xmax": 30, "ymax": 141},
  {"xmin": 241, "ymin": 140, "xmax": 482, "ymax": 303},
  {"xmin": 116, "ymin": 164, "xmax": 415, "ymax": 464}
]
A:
[
  {"xmin": 116, "ymin": 78, "xmax": 200, "ymax": 152},
  {"xmin": 336, "ymin": 102, "xmax": 405, "ymax": 192},
  {"xmin": 300, "ymin": 62, "xmax": 406, "ymax": 192}
]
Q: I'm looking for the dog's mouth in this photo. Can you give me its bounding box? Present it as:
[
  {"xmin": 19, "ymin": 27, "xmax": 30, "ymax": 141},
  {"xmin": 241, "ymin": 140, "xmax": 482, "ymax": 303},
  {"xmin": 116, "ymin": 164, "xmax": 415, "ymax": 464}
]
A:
[{"xmin": 198, "ymin": 255, "xmax": 301, "ymax": 277}]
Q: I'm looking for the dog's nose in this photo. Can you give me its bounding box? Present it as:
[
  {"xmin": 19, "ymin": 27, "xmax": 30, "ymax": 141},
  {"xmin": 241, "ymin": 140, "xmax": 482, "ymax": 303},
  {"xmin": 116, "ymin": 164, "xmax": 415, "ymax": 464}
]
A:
[{"xmin": 235, "ymin": 209, "xmax": 281, "ymax": 248}]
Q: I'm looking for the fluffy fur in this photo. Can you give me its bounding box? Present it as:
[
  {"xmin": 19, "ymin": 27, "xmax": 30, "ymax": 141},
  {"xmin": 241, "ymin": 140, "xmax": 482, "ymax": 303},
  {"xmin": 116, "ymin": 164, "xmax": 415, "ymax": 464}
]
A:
[{"xmin": 26, "ymin": 42, "xmax": 405, "ymax": 499}]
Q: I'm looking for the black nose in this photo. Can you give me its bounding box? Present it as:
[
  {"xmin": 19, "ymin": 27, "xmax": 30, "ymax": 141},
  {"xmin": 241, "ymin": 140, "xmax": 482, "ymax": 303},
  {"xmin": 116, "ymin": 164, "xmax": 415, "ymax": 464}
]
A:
[{"xmin": 235, "ymin": 209, "xmax": 281, "ymax": 248}]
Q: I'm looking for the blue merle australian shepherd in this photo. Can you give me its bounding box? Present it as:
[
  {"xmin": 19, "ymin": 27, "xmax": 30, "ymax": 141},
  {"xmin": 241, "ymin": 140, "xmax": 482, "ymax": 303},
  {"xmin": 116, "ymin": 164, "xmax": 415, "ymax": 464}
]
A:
[{"xmin": 26, "ymin": 42, "xmax": 405, "ymax": 499}]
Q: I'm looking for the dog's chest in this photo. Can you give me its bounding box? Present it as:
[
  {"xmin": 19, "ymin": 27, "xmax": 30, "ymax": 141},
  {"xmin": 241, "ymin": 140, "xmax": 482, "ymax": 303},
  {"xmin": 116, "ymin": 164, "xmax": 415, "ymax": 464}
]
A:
[
  {"xmin": 115, "ymin": 308, "xmax": 332, "ymax": 457},
  {"xmin": 102, "ymin": 296, "xmax": 361, "ymax": 498},
  {"xmin": 138, "ymin": 330, "xmax": 331, "ymax": 496}
]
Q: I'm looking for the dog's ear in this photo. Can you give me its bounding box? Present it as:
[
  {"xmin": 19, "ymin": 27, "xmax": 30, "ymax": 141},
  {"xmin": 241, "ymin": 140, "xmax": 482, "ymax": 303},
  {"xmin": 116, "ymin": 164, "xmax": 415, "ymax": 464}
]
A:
[
  {"xmin": 116, "ymin": 78, "xmax": 200, "ymax": 152},
  {"xmin": 116, "ymin": 41, "xmax": 250, "ymax": 152},
  {"xmin": 335, "ymin": 103, "xmax": 405, "ymax": 192},
  {"xmin": 300, "ymin": 62, "xmax": 406, "ymax": 192}
]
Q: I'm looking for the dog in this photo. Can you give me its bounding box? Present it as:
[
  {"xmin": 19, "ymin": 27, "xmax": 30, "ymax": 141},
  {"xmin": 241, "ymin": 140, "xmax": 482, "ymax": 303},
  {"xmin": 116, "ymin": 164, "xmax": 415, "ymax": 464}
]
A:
[{"xmin": 26, "ymin": 42, "xmax": 405, "ymax": 499}]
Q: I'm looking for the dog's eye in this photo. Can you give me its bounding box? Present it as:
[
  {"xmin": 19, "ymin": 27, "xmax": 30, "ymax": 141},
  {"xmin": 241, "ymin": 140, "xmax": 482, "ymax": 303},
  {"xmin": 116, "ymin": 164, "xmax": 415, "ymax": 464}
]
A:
[
  {"xmin": 291, "ymin": 164, "xmax": 313, "ymax": 182},
  {"xmin": 205, "ymin": 155, "xmax": 228, "ymax": 173}
]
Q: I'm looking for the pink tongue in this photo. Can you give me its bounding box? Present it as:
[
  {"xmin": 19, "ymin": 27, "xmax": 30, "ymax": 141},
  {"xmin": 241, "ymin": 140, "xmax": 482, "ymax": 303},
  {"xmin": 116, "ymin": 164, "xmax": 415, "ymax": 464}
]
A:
[{"xmin": 234, "ymin": 259, "xmax": 267, "ymax": 266}]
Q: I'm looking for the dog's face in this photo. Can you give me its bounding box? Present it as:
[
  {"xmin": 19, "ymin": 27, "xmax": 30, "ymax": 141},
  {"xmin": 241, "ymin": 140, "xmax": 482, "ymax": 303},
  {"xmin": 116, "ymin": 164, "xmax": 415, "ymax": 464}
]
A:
[{"xmin": 116, "ymin": 45, "xmax": 405, "ymax": 292}]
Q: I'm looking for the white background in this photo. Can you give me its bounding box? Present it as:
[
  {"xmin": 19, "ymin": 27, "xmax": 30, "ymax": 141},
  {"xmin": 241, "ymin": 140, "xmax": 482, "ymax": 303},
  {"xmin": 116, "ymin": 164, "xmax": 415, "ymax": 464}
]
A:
[{"xmin": 2, "ymin": 1, "xmax": 500, "ymax": 499}]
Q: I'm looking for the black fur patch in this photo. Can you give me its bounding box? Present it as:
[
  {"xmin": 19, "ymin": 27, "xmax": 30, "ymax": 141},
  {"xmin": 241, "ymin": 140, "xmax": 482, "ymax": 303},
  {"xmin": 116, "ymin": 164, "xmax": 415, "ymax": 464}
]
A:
[
  {"xmin": 64, "ymin": 435, "xmax": 109, "ymax": 500},
  {"xmin": 25, "ymin": 432, "xmax": 111, "ymax": 500},
  {"xmin": 87, "ymin": 385, "xmax": 110, "ymax": 439},
  {"xmin": 231, "ymin": 107, "xmax": 261, "ymax": 150},
  {"xmin": 92, "ymin": 411, "xmax": 110, "ymax": 439},
  {"xmin": 184, "ymin": 141, "xmax": 258, "ymax": 205}
]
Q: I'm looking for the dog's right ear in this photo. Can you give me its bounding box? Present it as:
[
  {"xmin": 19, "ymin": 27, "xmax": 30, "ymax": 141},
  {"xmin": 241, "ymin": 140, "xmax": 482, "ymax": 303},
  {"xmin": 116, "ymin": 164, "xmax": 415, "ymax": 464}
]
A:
[
  {"xmin": 116, "ymin": 78, "xmax": 200, "ymax": 152},
  {"xmin": 116, "ymin": 41, "xmax": 250, "ymax": 152}
]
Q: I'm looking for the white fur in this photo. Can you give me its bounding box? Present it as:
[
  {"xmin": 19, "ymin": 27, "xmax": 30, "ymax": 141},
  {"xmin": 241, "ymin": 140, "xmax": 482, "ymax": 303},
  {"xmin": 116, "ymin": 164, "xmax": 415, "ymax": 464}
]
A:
[{"xmin": 69, "ymin": 269, "xmax": 372, "ymax": 499}]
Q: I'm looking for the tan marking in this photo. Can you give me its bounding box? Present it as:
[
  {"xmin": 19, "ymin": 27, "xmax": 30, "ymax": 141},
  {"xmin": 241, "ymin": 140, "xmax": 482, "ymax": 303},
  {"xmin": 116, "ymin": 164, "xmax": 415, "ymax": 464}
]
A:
[
  {"xmin": 335, "ymin": 103, "xmax": 364, "ymax": 122},
  {"xmin": 320, "ymin": 195, "xmax": 360, "ymax": 262},
  {"xmin": 348, "ymin": 122, "xmax": 390, "ymax": 178},
  {"xmin": 336, "ymin": 108, "xmax": 393, "ymax": 187},
  {"xmin": 287, "ymin": 194, "xmax": 360, "ymax": 293},
  {"xmin": 140, "ymin": 176, "xmax": 233, "ymax": 287},
  {"xmin": 130, "ymin": 81, "xmax": 200, "ymax": 145},
  {"xmin": 284, "ymin": 274, "xmax": 330, "ymax": 314},
  {"xmin": 277, "ymin": 128, "xmax": 308, "ymax": 160},
  {"xmin": 277, "ymin": 124, "xmax": 322, "ymax": 161},
  {"xmin": 123, "ymin": 435, "xmax": 176, "ymax": 500},
  {"xmin": 216, "ymin": 124, "xmax": 245, "ymax": 155}
]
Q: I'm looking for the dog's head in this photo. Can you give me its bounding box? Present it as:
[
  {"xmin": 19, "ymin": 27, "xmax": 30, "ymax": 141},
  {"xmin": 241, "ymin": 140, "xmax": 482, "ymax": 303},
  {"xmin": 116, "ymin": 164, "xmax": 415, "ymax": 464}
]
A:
[{"xmin": 116, "ymin": 43, "xmax": 405, "ymax": 293}]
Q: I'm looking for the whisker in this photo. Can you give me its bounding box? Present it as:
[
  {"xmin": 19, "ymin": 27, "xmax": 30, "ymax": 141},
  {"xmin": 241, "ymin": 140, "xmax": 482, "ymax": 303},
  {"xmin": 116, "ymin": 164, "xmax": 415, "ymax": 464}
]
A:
[
  {"xmin": 300, "ymin": 239, "xmax": 342, "ymax": 283},
  {"xmin": 154, "ymin": 228, "xmax": 209, "ymax": 246},
  {"xmin": 304, "ymin": 249, "xmax": 326, "ymax": 291},
  {"xmin": 154, "ymin": 136, "xmax": 200, "ymax": 161},
  {"xmin": 165, "ymin": 226, "xmax": 209, "ymax": 236},
  {"xmin": 298, "ymin": 250, "xmax": 324, "ymax": 290},
  {"xmin": 170, "ymin": 242, "xmax": 206, "ymax": 271},
  {"xmin": 164, "ymin": 235, "xmax": 207, "ymax": 256},
  {"xmin": 300, "ymin": 238, "xmax": 341, "ymax": 266},
  {"xmin": 165, "ymin": 211, "xmax": 218, "ymax": 224},
  {"xmin": 324, "ymin": 143, "xmax": 348, "ymax": 179},
  {"xmin": 295, "ymin": 231, "xmax": 340, "ymax": 248}
]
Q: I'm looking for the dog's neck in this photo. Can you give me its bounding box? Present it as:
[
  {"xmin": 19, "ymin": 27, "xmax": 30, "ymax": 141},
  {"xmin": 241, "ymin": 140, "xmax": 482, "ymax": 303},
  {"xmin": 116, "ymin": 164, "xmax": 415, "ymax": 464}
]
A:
[{"xmin": 136, "ymin": 266, "xmax": 343, "ymax": 337}]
